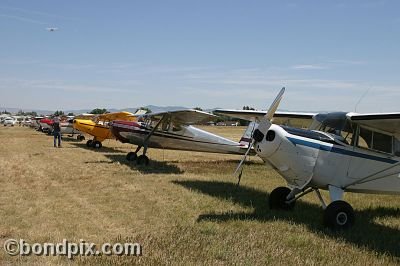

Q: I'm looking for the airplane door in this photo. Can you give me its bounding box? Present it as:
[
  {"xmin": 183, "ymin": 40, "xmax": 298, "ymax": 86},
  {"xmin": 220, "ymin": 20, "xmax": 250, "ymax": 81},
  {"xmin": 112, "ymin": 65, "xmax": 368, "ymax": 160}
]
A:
[{"xmin": 347, "ymin": 127, "xmax": 394, "ymax": 179}]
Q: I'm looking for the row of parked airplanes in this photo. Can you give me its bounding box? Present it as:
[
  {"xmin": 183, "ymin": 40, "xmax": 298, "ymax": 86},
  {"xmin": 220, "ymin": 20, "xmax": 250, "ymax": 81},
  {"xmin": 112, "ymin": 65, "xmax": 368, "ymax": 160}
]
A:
[{"xmin": 20, "ymin": 88, "xmax": 400, "ymax": 230}]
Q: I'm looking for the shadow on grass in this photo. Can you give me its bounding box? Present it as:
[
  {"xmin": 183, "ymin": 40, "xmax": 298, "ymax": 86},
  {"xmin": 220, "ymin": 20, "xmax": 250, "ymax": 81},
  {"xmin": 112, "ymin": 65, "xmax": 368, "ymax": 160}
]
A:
[
  {"xmin": 172, "ymin": 180, "xmax": 400, "ymax": 258},
  {"xmin": 169, "ymin": 159, "xmax": 262, "ymax": 166},
  {"xmin": 60, "ymin": 136, "xmax": 84, "ymax": 142},
  {"xmin": 105, "ymin": 154, "xmax": 184, "ymax": 175},
  {"xmin": 70, "ymin": 142, "xmax": 125, "ymax": 153}
]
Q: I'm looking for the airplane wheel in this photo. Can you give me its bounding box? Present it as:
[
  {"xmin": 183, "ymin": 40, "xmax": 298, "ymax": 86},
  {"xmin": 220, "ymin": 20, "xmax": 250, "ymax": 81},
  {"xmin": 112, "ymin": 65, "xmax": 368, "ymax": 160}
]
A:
[
  {"xmin": 126, "ymin": 152, "xmax": 137, "ymax": 161},
  {"xmin": 323, "ymin": 200, "xmax": 354, "ymax": 230},
  {"xmin": 269, "ymin": 187, "xmax": 295, "ymax": 210},
  {"xmin": 86, "ymin": 140, "xmax": 93, "ymax": 147},
  {"xmin": 137, "ymin": 155, "xmax": 149, "ymax": 166},
  {"xmin": 93, "ymin": 141, "xmax": 102, "ymax": 149}
]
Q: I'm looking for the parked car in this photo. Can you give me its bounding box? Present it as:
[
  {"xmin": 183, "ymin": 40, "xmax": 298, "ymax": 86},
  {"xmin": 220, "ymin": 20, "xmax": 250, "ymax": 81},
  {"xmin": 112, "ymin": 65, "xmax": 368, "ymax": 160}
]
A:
[{"xmin": 3, "ymin": 117, "xmax": 16, "ymax": 126}]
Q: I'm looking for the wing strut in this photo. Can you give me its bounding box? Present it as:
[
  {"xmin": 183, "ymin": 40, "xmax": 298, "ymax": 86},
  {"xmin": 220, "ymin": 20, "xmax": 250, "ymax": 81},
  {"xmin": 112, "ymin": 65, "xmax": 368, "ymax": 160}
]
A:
[{"xmin": 142, "ymin": 113, "xmax": 168, "ymax": 156}]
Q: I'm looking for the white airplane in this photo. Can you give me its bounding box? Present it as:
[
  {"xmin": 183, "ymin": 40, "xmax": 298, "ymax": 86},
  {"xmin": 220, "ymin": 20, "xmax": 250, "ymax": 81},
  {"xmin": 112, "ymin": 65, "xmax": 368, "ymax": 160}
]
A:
[
  {"xmin": 215, "ymin": 88, "xmax": 400, "ymax": 229},
  {"xmin": 109, "ymin": 109, "xmax": 254, "ymax": 165}
]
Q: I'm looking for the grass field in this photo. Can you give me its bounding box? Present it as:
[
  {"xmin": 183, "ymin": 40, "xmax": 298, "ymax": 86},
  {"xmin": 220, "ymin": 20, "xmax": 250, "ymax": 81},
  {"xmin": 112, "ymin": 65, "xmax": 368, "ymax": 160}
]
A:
[{"xmin": 0, "ymin": 126, "xmax": 399, "ymax": 265}]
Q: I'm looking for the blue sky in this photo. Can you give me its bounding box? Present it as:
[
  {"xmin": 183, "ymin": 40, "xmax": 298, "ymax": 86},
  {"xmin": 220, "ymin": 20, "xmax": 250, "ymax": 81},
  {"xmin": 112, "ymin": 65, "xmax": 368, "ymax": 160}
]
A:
[{"xmin": 1, "ymin": 0, "xmax": 400, "ymax": 112}]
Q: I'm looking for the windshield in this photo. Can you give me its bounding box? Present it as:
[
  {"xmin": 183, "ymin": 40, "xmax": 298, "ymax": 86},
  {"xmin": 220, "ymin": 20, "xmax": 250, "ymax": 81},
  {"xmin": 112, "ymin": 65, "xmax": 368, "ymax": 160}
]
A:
[{"xmin": 309, "ymin": 112, "xmax": 354, "ymax": 144}]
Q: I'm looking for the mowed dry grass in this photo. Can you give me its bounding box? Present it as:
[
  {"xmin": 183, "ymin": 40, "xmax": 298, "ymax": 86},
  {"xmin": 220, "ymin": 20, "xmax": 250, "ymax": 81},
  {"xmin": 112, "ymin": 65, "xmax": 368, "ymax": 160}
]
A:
[{"xmin": 0, "ymin": 126, "xmax": 399, "ymax": 265}]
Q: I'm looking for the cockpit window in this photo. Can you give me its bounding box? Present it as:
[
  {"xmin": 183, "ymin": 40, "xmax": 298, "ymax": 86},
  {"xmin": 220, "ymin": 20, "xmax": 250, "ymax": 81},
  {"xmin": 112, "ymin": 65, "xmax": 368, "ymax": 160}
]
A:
[
  {"xmin": 394, "ymin": 138, "xmax": 400, "ymax": 156},
  {"xmin": 358, "ymin": 127, "xmax": 372, "ymax": 149},
  {"xmin": 372, "ymin": 131, "xmax": 392, "ymax": 154},
  {"xmin": 310, "ymin": 112, "xmax": 354, "ymax": 144},
  {"xmin": 357, "ymin": 126, "xmax": 393, "ymax": 154}
]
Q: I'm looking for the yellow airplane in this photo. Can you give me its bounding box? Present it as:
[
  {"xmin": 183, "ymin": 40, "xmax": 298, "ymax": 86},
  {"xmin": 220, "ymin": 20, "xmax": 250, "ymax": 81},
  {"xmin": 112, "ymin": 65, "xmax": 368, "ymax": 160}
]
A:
[{"xmin": 73, "ymin": 111, "xmax": 140, "ymax": 148}]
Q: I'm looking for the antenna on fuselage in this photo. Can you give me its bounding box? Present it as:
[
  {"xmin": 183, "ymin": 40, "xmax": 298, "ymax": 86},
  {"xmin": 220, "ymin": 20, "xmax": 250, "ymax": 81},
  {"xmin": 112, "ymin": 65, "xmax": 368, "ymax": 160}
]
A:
[{"xmin": 354, "ymin": 87, "xmax": 370, "ymax": 112}]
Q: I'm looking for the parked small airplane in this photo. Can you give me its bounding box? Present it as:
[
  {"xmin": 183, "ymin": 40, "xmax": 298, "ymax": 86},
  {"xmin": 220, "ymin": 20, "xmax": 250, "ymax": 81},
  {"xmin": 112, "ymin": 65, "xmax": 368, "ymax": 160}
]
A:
[
  {"xmin": 39, "ymin": 118, "xmax": 53, "ymax": 133},
  {"xmin": 73, "ymin": 111, "xmax": 139, "ymax": 148},
  {"xmin": 39, "ymin": 117, "xmax": 84, "ymax": 139},
  {"xmin": 31, "ymin": 117, "xmax": 44, "ymax": 130},
  {"xmin": 59, "ymin": 119, "xmax": 85, "ymax": 140},
  {"xmin": 215, "ymin": 88, "xmax": 400, "ymax": 229},
  {"xmin": 109, "ymin": 109, "xmax": 254, "ymax": 165}
]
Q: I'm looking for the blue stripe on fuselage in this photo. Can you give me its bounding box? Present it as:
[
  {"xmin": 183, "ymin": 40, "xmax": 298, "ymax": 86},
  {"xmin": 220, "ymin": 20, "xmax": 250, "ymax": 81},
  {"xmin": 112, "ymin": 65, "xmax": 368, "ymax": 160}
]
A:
[{"xmin": 286, "ymin": 136, "xmax": 398, "ymax": 164}]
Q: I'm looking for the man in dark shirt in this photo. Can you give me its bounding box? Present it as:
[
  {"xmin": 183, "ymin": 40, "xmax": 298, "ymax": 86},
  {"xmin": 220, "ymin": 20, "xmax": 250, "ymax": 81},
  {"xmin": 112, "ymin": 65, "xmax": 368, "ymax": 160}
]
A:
[{"xmin": 53, "ymin": 117, "xmax": 62, "ymax": 147}]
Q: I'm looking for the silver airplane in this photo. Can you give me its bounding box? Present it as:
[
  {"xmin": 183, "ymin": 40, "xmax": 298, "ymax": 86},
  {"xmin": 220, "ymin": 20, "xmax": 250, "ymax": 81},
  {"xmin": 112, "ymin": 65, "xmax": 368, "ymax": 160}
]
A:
[{"xmin": 109, "ymin": 109, "xmax": 254, "ymax": 165}]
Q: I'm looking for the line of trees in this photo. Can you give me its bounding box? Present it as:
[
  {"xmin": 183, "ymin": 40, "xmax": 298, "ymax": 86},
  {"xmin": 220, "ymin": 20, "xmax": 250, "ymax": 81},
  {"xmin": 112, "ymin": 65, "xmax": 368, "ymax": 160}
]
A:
[{"xmin": 90, "ymin": 108, "xmax": 109, "ymax": 114}]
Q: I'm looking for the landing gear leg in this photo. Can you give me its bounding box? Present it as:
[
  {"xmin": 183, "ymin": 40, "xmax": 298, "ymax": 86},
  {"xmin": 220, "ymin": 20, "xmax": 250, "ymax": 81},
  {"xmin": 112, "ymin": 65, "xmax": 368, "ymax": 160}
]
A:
[
  {"xmin": 324, "ymin": 186, "xmax": 354, "ymax": 229},
  {"xmin": 86, "ymin": 139, "xmax": 93, "ymax": 147},
  {"xmin": 269, "ymin": 187, "xmax": 295, "ymax": 210},
  {"xmin": 93, "ymin": 140, "xmax": 102, "ymax": 149},
  {"xmin": 126, "ymin": 146, "xmax": 141, "ymax": 161},
  {"xmin": 137, "ymin": 146, "xmax": 149, "ymax": 165},
  {"xmin": 323, "ymin": 201, "xmax": 354, "ymax": 229},
  {"xmin": 135, "ymin": 114, "xmax": 167, "ymax": 166}
]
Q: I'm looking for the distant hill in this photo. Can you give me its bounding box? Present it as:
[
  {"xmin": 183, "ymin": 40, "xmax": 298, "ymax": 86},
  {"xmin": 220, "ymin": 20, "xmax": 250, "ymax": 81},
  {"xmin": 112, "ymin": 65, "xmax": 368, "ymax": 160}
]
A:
[{"xmin": 0, "ymin": 105, "xmax": 190, "ymax": 116}]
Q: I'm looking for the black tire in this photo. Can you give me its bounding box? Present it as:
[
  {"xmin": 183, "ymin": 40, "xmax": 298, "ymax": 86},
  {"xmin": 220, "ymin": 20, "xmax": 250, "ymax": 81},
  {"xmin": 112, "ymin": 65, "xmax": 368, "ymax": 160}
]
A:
[
  {"xmin": 77, "ymin": 135, "xmax": 85, "ymax": 141},
  {"xmin": 137, "ymin": 155, "xmax": 149, "ymax": 166},
  {"xmin": 269, "ymin": 187, "xmax": 295, "ymax": 210},
  {"xmin": 86, "ymin": 140, "xmax": 93, "ymax": 147},
  {"xmin": 323, "ymin": 200, "xmax": 354, "ymax": 230},
  {"xmin": 93, "ymin": 141, "xmax": 102, "ymax": 149},
  {"xmin": 126, "ymin": 152, "xmax": 138, "ymax": 161}
]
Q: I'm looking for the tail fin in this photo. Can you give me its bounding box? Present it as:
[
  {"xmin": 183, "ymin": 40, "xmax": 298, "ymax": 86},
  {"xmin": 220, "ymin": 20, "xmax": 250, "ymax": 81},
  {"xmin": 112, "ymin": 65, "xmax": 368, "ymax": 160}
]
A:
[
  {"xmin": 134, "ymin": 109, "xmax": 148, "ymax": 115},
  {"xmin": 239, "ymin": 121, "xmax": 257, "ymax": 146}
]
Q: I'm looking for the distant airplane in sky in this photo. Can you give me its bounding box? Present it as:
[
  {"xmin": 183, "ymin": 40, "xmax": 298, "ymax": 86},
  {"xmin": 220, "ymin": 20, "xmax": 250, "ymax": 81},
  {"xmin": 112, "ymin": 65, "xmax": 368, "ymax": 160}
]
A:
[{"xmin": 46, "ymin": 27, "xmax": 58, "ymax": 32}]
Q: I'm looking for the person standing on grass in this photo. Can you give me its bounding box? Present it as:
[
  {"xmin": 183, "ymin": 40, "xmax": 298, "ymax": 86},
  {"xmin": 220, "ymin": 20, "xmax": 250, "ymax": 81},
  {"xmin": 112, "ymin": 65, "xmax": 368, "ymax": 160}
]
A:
[{"xmin": 53, "ymin": 117, "xmax": 62, "ymax": 147}]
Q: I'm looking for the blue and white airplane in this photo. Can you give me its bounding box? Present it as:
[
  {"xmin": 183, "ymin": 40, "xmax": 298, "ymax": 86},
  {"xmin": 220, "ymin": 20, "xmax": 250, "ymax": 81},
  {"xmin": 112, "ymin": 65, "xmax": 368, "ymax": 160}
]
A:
[{"xmin": 215, "ymin": 88, "xmax": 400, "ymax": 229}]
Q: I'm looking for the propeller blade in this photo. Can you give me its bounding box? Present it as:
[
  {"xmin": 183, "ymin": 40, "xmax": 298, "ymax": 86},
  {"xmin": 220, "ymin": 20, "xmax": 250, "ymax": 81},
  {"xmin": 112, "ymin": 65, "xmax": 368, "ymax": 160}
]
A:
[
  {"xmin": 234, "ymin": 139, "xmax": 254, "ymax": 176},
  {"xmin": 233, "ymin": 87, "xmax": 286, "ymax": 182},
  {"xmin": 257, "ymin": 87, "xmax": 285, "ymax": 133},
  {"xmin": 265, "ymin": 87, "xmax": 285, "ymax": 121}
]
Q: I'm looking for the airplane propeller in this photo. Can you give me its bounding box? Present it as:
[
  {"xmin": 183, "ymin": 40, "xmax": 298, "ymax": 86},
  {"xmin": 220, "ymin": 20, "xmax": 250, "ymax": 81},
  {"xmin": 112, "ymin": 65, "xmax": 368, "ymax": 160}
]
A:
[{"xmin": 234, "ymin": 87, "xmax": 285, "ymax": 184}]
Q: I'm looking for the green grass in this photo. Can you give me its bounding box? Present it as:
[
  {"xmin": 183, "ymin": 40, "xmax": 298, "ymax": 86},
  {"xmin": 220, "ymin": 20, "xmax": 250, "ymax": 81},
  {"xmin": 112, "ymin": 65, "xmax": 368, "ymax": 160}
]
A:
[{"xmin": 0, "ymin": 126, "xmax": 399, "ymax": 265}]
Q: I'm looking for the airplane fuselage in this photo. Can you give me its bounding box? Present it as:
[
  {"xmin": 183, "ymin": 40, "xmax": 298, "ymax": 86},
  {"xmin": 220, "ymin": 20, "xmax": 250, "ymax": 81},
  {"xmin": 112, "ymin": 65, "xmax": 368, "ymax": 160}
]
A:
[
  {"xmin": 73, "ymin": 119, "xmax": 112, "ymax": 142},
  {"xmin": 255, "ymin": 124, "xmax": 400, "ymax": 195},
  {"xmin": 110, "ymin": 120, "xmax": 248, "ymax": 155}
]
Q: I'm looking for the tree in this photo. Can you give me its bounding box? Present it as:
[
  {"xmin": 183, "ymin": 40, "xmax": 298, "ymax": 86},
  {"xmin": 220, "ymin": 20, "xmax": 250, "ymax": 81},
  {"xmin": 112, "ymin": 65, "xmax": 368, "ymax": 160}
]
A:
[
  {"xmin": 193, "ymin": 107, "xmax": 203, "ymax": 111},
  {"xmin": 136, "ymin": 107, "xmax": 152, "ymax": 114},
  {"xmin": 1, "ymin": 110, "xmax": 11, "ymax": 114},
  {"xmin": 54, "ymin": 110, "xmax": 65, "ymax": 116},
  {"xmin": 90, "ymin": 108, "xmax": 108, "ymax": 114},
  {"xmin": 67, "ymin": 112, "xmax": 74, "ymax": 116},
  {"xmin": 242, "ymin": 106, "xmax": 255, "ymax": 110}
]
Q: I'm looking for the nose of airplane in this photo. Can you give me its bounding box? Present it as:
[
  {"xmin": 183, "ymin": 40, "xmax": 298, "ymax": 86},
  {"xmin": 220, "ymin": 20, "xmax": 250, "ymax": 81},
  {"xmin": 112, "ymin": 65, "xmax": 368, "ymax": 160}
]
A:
[{"xmin": 254, "ymin": 125, "xmax": 283, "ymax": 159}]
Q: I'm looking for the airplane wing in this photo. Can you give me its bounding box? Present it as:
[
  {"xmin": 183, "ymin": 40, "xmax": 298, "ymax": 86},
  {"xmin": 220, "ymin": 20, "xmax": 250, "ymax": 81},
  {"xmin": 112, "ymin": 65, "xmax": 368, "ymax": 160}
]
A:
[
  {"xmin": 73, "ymin": 113, "xmax": 96, "ymax": 119},
  {"xmin": 97, "ymin": 111, "xmax": 135, "ymax": 121},
  {"xmin": 214, "ymin": 109, "xmax": 316, "ymax": 128},
  {"xmin": 141, "ymin": 109, "xmax": 217, "ymax": 125},
  {"xmin": 347, "ymin": 112, "xmax": 400, "ymax": 134}
]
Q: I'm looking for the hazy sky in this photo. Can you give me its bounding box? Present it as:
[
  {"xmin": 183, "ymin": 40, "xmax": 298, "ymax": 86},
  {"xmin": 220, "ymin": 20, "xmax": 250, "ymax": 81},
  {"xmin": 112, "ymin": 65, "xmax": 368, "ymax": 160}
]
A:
[{"xmin": 1, "ymin": 0, "xmax": 400, "ymax": 112}]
